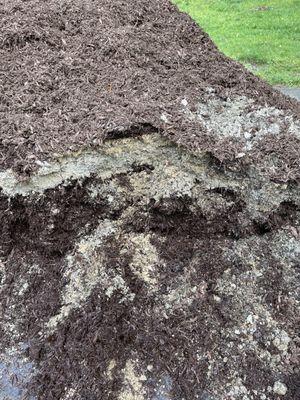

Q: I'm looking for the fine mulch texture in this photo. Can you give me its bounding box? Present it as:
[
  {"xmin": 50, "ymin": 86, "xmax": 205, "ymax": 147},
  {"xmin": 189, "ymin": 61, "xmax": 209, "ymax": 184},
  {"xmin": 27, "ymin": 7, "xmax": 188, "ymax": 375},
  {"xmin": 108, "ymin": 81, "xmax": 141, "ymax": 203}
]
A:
[
  {"xmin": 1, "ymin": 172, "xmax": 299, "ymax": 399},
  {"xmin": 0, "ymin": 0, "xmax": 299, "ymax": 179}
]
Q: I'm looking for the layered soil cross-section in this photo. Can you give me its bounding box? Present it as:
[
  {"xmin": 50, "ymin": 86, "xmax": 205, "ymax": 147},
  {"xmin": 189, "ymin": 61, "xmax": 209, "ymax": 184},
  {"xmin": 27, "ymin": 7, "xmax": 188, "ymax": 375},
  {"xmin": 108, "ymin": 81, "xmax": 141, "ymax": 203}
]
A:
[
  {"xmin": 0, "ymin": 134, "xmax": 299, "ymax": 399},
  {"xmin": 0, "ymin": 0, "xmax": 300, "ymax": 399}
]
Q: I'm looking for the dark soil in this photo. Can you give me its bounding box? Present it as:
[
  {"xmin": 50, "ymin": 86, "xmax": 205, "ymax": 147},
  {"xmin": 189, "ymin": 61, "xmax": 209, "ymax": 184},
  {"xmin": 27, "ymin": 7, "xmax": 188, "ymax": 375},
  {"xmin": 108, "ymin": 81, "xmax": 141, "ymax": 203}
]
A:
[
  {"xmin": 1, "ymin": 173, "xmax": 299, "ymax": 399},
  {"xmin": 0, "ymin": 0, "xmax": 299, "ymax": 179}
]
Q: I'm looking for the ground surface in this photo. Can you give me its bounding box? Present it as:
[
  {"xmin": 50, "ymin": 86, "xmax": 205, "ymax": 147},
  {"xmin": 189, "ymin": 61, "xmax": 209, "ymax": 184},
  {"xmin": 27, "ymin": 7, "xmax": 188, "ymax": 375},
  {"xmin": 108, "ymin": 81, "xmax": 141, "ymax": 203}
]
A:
[
  {"xmin": 174, "ymin": 0, "xmax": 300, "ymax": 86},
  {"xmin": 276, "ymin": 87, "xmax": 300, "ymax": 102}
]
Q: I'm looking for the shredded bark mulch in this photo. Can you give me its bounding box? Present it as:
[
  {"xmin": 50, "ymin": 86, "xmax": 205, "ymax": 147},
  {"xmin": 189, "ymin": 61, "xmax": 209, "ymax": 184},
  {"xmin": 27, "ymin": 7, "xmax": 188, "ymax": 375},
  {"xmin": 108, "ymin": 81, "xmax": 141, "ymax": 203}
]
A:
[
  {"xmin": 0, "ymin": 0, "xmax": 299, "ymax": 179},
  {"xmin": 0, "ymin": 1, "xmax": 300, "ymax": 400},
  {"xmin": 1, "ymin": 176, "xmax": 299, "ymax": 400}
]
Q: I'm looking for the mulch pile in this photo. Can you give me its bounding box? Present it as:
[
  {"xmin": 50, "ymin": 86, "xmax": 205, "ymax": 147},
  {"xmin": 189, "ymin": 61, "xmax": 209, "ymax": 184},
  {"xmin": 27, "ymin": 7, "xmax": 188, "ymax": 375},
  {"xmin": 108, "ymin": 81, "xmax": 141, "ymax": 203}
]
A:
[
  {"xmin": 0, "ymin": 1, "xmax": 300, "ymax": 400},
  {"xmin": 0, "ymin": 0, "xmax": 299, "ymax": 179},
  {"xmin": 1, "ymin": 177, "xmax": 299, "ymax": 400}
]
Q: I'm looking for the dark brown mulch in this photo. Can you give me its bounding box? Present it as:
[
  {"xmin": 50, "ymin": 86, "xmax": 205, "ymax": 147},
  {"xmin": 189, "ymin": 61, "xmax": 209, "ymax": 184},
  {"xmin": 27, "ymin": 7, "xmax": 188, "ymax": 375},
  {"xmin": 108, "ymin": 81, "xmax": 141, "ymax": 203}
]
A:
[
  {"xmin": 0, "ymin": 0, "xmax": 299, "ymax": 179},
  {"xmin": 1, "ymin": 175, "xmax": 299, "ymax": 399},
  {"xmin": 0, "ymin": 1, "xmax": 299, "ymax": 399}
]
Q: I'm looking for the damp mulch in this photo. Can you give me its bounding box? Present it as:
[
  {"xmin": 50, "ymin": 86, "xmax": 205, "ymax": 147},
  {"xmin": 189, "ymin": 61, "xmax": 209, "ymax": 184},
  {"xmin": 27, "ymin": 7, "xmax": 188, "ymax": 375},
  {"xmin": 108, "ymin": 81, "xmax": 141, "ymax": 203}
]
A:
[
  {"xmin": 1, "ymin": 1, "xmax": 300, "ymax": 399},
  {"xmin": 0, "ymin": 175, "xmax": 300, "ymax": 399},
  {"xmin": 0, "ymin": 0, "xmax": 299, "ymax": 180}
]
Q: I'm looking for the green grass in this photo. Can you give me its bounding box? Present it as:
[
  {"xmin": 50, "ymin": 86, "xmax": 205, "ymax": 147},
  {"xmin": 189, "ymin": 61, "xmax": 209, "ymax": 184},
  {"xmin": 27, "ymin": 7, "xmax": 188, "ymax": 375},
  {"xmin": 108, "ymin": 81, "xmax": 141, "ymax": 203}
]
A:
[{"xmin": 173, "ymin": 0, "xmax": 300, "ymax": 86}]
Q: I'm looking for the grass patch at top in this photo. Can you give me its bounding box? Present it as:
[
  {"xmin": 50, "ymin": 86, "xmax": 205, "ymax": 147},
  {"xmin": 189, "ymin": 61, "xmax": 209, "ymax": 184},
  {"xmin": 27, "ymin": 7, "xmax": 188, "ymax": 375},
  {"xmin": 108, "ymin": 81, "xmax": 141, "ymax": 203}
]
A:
[{"xmin": 173, "ymin": 0, "xmax": 300, "ymax": 86}]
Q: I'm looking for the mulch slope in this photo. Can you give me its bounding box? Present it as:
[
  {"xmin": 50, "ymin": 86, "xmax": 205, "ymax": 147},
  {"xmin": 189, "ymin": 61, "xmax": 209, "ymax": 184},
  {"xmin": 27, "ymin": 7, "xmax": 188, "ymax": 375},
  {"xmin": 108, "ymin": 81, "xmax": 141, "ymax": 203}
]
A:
[{"xmin": 0, "ymin": 0, "xmax": 299, "ymax": 178}]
